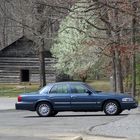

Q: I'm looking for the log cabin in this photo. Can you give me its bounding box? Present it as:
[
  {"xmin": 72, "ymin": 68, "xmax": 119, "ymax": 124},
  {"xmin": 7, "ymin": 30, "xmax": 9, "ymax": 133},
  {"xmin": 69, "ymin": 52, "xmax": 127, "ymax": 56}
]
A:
[{"xmin": 0, "ymin": 36, "xmax": 56, "ymax": 83}]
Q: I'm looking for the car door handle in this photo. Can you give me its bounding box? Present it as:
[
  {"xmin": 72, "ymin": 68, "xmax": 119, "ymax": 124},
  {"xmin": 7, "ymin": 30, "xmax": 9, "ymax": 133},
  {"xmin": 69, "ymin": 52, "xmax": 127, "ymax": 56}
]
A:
[{"xmin": 71, "ymin": 95, "xmax": 77, "ymax": 98}]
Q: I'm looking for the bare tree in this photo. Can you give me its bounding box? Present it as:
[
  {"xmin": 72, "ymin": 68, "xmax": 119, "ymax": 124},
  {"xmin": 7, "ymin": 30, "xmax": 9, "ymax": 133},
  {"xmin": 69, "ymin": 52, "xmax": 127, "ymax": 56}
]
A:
[{"xmin": 131, "ymin": 0, "xmax": 138, "ymax": 97}]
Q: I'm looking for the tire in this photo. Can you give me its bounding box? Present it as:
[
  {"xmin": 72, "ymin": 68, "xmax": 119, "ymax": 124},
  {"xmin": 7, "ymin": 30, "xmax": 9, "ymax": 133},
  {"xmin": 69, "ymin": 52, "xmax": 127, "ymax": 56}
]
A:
[
  {"xmin": 36, "ymin": 102, "xmax": 52, "ymax": 117},
  {"xmin": 50, "ymin": 111, "xmax": 58, "ymax": 117},
  {"xmin": 103, "ymin": 100, "xmax": 120, "ymax": 115},
  {"xmin": 117, "ymin": 109, "xmax": 123, "ymax": 115}
]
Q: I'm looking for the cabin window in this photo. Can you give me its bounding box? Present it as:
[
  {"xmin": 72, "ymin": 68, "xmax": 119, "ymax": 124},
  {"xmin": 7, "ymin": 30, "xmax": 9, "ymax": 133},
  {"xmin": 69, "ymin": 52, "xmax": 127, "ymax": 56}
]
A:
[{"xmin": 21, "ymin": 69, "xmax": 30, "ymax": 82}]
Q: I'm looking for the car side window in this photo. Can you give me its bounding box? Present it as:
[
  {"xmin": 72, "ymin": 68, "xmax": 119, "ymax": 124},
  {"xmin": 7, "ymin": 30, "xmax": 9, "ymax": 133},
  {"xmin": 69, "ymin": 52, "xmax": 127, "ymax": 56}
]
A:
[
  {"xmin": 71, "ymin": 84, "xmax": 87, "ymax": 93},
  {"xmin": 49, "ymin": 84, "xmax": 68, "ymax": 94}
]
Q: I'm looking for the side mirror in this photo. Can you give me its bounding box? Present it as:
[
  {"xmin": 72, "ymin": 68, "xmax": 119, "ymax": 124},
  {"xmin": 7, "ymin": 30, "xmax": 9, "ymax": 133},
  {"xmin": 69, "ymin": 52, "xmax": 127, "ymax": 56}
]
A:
[{"xmin": 86, "ymin": 90, "xmax": 92, "ymax": 95}]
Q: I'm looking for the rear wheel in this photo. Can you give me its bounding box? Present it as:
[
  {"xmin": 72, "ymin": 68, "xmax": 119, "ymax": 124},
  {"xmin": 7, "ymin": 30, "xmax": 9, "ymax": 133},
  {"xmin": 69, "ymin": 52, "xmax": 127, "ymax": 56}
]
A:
[
  {"xmin": 103, "ymin": 101, "xmax": 120, "ymax": 115},
  {"xmin": 36, "ymin": 102, "xmax": 52, "ymax": 117}
]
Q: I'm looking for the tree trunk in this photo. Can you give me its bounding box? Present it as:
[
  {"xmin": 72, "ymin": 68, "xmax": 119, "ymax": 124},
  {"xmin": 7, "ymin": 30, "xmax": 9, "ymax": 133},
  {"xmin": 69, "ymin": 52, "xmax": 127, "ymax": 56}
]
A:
[
  {"xmin": 112, "ymin": 50, "xmax": 117, "ymax": 92},
  {"xmin": 39, "ymin": 38, "xmax": 46, "ymax": 87},
  {"xmin": 102, "ymin": 4, "xmax": 117, "ymax": 92},
  {"xmin": 115, "ymin": 48, "xmax": 123, "ymax": 93},
  {"xmin": 114, "ymin": 6, "xmax": 124, "ymax": 93},
  {"xmin": 2, "ymin": 0, "xmax": 7, "ymax": 48},
  {"xmin": 132, "ymin": 54, "xmax": 136, "ymax": 97},
  {"xmin": 131, "ymin": 1, "xmax": 137, "ymax": 97}
]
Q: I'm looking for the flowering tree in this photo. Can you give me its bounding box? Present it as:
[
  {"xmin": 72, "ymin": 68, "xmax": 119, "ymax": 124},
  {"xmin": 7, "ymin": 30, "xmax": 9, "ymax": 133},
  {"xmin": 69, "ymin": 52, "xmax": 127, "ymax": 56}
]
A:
[{"xmin": 51, "ymin": 1, "xmax": 100, "ymax": 81}]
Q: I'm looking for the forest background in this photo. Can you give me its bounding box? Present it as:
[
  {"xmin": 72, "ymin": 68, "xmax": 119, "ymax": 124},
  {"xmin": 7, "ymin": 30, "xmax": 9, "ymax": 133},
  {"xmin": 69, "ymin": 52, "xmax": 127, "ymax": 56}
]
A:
[{"xmin": 0, "ymin": 0, "xmax": 140, "ymax": 99}]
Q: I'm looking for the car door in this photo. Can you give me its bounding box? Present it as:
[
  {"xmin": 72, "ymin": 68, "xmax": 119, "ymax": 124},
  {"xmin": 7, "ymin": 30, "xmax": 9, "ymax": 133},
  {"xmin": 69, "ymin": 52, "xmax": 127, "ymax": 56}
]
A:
[
  {"xmin": 70, "ymin": 83, "xmax": 98, "ymax": 111},
  {"xmin": 48, "ymin": 83, "xmax": 71, "ymax": 111}
]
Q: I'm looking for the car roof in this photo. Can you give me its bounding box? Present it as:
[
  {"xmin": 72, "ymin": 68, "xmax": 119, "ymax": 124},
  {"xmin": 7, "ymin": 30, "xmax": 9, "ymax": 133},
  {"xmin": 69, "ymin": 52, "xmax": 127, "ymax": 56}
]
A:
[{"xmin": 47, "ymin": 81, "xmax": 85, "ymax": 86}]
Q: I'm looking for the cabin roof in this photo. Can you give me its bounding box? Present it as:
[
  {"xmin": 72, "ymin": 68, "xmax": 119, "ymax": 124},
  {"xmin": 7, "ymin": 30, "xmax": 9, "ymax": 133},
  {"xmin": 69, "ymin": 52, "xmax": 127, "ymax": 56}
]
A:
[{"xmin": 0, "ymin": 36, "xmax": 34, "ymax": 52}]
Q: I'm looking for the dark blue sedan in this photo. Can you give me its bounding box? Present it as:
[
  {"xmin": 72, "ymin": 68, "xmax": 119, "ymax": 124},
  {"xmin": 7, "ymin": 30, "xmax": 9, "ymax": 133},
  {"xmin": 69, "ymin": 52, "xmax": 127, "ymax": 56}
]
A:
[{"xmin": 15, "ymin": 82, "xmax": 138, "ymax": 117}]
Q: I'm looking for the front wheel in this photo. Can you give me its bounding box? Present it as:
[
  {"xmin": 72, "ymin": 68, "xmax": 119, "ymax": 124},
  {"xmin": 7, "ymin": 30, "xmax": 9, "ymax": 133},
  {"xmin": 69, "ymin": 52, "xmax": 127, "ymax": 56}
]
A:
[
  {"xmin": 103, "ymin": 101, "xmax": 120, "ymax": 115},
  {"xmin": 36, "ymin": 102, "xmax": 52, "ymax": 117}
]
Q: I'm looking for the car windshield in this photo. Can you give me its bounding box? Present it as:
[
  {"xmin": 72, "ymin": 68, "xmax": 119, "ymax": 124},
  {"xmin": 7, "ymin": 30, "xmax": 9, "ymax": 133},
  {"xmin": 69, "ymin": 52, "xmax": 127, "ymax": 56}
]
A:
[{"xmin": 39, "ymin": 86, "xmax": 49, "ymax": 94}]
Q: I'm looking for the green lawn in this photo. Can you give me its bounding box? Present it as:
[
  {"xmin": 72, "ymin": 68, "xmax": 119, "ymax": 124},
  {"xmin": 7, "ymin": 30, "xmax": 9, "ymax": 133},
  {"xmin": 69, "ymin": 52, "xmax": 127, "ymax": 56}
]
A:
[
  {"xmin": 0, "ymin": 83, "xmax": 39, "ymax": 97},
  {"xmin": 0, "ymin": 80, "xmax": 110, "ymax": 97},
  {"xmin": 87, "ymin": 80, "xmax": 110, "ymax": 91},
  {"xmin": 0, "ymin": 81, "xmax": 140, "ymax": 104}
]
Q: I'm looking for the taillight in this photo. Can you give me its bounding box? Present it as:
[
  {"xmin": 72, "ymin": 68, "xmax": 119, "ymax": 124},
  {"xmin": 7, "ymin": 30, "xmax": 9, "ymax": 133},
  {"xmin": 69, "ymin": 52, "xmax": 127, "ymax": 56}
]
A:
[{"xmin": 18, "ymin": 96, "xmax": 22, "ymax": 102}]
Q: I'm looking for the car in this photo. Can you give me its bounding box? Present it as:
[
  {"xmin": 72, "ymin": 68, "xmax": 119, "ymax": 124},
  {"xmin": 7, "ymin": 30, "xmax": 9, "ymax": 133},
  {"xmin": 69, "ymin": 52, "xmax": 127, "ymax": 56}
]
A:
[{"xmin": 15, "ymin": 82, "xmax": 138, "ymax": 117}]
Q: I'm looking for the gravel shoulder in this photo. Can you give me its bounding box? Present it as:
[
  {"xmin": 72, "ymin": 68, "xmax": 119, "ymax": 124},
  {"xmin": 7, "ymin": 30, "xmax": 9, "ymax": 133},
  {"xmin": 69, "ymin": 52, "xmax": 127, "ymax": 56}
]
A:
[{"xmin": 88, "ymin": 108, "xmax": 140, "ymax": 140}]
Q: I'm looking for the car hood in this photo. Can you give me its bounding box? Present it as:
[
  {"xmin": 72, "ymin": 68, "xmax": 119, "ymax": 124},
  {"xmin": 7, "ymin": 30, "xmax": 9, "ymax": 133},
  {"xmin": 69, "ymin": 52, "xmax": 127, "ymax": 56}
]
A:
[{"xmin": 95, "ymin": 91, "xmax": 131, "ymax": 98}]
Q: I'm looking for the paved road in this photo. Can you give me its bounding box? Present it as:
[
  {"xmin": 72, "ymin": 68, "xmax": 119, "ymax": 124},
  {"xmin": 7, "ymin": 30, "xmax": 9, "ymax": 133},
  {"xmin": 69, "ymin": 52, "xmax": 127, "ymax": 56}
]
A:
[
  {"xmin": 0, "ymin": 97, "xmax": 16, "ymax": 110},
  {"xmin": 0, "ymin": 109, "xmax": 139, "ymax": 140},
  {"xmin": 0, "ymin": 98, "xmax": 139, "ymax": 140}
]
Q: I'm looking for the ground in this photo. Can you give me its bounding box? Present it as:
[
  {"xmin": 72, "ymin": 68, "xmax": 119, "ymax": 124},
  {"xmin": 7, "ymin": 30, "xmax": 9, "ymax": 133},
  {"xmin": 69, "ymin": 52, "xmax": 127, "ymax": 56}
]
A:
[
  {"xmin": 0, "ymin": 97, "xmax": 139, "ymax": 140},
  {"xmin": 0, "ymin": 81, "xmax": 140, "ymax": 140}
]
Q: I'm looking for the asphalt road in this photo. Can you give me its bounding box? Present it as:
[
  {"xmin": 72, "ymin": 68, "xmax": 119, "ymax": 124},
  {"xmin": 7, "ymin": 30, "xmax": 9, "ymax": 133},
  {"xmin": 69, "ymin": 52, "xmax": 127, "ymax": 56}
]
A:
[{"xmin": 0, "ymin": 109, "xmax": 139, "ymax": 140}]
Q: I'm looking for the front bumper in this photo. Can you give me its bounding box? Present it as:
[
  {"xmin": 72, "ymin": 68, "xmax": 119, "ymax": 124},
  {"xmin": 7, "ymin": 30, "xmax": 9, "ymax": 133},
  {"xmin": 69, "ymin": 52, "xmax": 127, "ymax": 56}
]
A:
[
  {"xmin": 121, "ymin": 101, "xmax": 138, "ymax": 110},
  {"xmin": 15, "ymin": 102, "xmax": 35, "ymax": 111}
]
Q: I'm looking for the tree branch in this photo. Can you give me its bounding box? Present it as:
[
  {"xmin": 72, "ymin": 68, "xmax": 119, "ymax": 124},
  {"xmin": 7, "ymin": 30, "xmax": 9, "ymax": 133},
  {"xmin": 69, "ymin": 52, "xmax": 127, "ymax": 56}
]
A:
[
  {"xmin": 85, "ymin": 19, "xmax": 107, "ymax": 30},
  {"xmin": 60, "ymin": 26, "xmax": 107, "ymax": 39}
]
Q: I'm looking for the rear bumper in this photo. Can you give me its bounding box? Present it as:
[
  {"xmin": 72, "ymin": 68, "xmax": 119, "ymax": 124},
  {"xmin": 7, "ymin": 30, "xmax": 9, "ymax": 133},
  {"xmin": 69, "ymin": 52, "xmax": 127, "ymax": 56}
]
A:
[
  {"xmin": 15, "ymin": 102, "xmax": 35, "ymax": 111},
  {"xmin": 121, "ymin": 101, "xmax": 138, "ymax": 110}
]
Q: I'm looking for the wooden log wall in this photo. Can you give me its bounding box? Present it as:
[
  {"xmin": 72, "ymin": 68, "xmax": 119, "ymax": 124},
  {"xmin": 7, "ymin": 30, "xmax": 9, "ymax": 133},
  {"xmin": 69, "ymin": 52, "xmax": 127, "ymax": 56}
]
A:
[{"xmin": 0, "ymin": 57, "xmax": 56, "ymax": 83}]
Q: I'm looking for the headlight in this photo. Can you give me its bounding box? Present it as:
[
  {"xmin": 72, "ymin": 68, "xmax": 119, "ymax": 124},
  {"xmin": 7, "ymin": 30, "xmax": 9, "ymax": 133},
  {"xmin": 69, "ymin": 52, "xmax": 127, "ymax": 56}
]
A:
[{"xmin": 122, "ymin": 98, "xmax": 134, "ymax": 102}]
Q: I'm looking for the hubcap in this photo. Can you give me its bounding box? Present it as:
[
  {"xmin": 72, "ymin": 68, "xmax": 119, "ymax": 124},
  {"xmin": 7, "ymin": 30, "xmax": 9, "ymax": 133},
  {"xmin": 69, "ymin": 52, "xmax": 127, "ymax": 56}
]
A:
[
  {"xmin": 106, "ymin": 102, "xmax": 117, "ymax": 115},
  {"xmin": 39, "ymin": 104, "xmax": 50, "ymax": 116}
]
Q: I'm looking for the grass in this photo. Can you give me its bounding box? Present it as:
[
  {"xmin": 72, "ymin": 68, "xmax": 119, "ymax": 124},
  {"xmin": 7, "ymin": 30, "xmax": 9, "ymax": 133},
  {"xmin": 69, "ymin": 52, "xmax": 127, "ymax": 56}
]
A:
[
  {"xmin": 0, "ymin": 81, "xmax": 140, "ymax": 103},
  {"xmin": 0, "ymin": 83, "xmax": 39, "ymax": 97},
  {"xmin": 87, "ymin": 80, "xmax": 110, "ymax": 91},
  {"xmin": 0, "ymin": 80, "xmax": 110, "ymax": 97}
]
